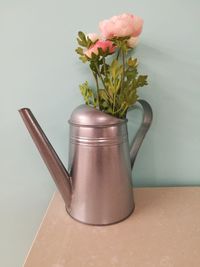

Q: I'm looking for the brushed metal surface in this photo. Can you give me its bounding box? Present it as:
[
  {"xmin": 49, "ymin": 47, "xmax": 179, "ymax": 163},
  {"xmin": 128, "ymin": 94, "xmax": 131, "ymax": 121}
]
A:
[
  {"xmin": 129, "ymin": 100, "xmax": 153, "ymax": 168},
  {"xmin": 19, "ymin": 108, "xmax": 72, "ymax": 208},
  {"xmin": 19, "ymin": 100, "xmax": 152, "ymax": 225},
  {"xmin": 68, "ymin": 114, "xmax": 134, "ymax": 225}
]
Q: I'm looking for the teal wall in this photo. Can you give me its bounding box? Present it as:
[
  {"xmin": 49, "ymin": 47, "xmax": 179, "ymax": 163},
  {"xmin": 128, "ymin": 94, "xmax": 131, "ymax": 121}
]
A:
[{"xmin": 1, "ymin": 0, "xmax": 200, "ymax": 266}]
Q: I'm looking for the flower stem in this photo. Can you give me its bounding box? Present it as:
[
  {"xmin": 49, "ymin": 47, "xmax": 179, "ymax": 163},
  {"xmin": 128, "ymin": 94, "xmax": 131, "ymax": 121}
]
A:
[
  {"xmin": 116, "ymin": 48, "xmax": 121, "ymax": 60},
  {"xmin": 114, "ymin": 102, "xmax": 128, "ymax": 118},
  {"xmin": 92, "ymin": 71, "xmax": 100, "ymax": 109},
  {"xmin": 94, "ymin": 62, "xmax": 106, "ymax": 88},
  {"xmin": 121, "ymin": 50, "xmax": 125, "ymax": 91},
  {"xmin": 112, "ymin": 93, "xmax": 116, "ymax": 114},
  {"xmin": 103, "ymin": 57, "xmax": 106, "ymax": 76},
  {"xmin": 93, "ymin": 61, "xmax": 110, "ymax": 100}
]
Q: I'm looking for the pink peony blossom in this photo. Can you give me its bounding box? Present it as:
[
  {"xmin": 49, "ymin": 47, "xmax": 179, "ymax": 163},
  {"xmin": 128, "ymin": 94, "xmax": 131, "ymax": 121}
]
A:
[
  {"xmin": 99, "ymin": 13, "xmax": 143, "ymax": 39},
  {"xmin": 131, "ymin": 16, "xmax": 143, "ymax": 37},
  {"xmin": 86, "ymin": 33, "xmax": 100, "ymax": 42},
  {"xmin": 127, "ymin": 36, "xmax": 139, "ymax": 48},
  {"xmin": 84, "ymin": 40, "xmax": 115, "ymax": 58}
]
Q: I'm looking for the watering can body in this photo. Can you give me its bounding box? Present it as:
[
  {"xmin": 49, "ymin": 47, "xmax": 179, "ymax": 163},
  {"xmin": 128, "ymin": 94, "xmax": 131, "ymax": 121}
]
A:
[{"xmin": 19, "ymin": 100, "xmax": 152, "ymax": 225}]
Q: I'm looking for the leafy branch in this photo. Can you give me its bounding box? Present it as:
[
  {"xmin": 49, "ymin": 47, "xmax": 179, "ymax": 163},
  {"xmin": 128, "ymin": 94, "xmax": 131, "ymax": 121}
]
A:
[{"xmin": 75, "ymin": 32, "xmax": 148, "ymax": 118}]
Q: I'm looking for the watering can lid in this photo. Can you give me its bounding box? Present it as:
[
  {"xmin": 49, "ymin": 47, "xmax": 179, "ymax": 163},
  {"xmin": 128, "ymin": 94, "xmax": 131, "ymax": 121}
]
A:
[{"xmin": 69, "ymin": 105, "xmax": 125, "ymax": 126}]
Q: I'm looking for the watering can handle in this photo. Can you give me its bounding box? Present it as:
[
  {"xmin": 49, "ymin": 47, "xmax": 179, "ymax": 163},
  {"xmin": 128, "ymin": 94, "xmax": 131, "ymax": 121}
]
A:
[{"xmin": 128, "ymin": 99, "xmax": 153, "ymax": 169}]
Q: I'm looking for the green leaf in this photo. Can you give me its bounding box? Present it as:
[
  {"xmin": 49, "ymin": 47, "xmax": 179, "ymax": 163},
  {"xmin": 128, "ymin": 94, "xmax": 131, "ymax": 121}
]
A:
[
  {"xmin": 79, "ymin": 55, "xmax": 88, "ymax": 63},
  {"xmin": 75, "ymin": 47, "xmax": 84, "ymax": 55},
  {"xmin": 125, "ymin": 68, "xmax": 138, "ymax": 82},
  {"xmin": 136, "ymin": 75, "xmax": 148, "ymax": 87},
  {"xmin": 110, "ymin": 59, "xmax": 118, "ymax": 78},
  {"xmin": 78, "ymin": 31, "xmax": 87, "ymax": 44},
  {"xmin": 99, "ymin": 89, "xmax": 109, "ymax": 102},
  {"xmin": 77, "ymin": 31, "xmax": 90, "ymax": 48},
  {"xmin": 77, "ymin": 38, "xmax": 86, "ymax": 47},
  {"xmin": 100, "ymin": 63, "xmax": 109, "ymax": 76},
  {"xmin": 79, "ymin": 81, "xmax": 98, "ymax": 107}
]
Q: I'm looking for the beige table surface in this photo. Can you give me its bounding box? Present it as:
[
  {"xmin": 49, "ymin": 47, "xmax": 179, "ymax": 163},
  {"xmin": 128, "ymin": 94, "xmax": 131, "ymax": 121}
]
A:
[{"xmin": 23, "ymin": 187, "xmax": 200, "ymax": 267}]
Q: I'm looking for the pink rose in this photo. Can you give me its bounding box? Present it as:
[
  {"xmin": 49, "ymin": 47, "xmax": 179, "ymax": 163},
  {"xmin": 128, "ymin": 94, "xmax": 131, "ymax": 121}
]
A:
[
  {"xmin": 127, "ymin": 36, "xmax": 139, "ymax": 48},
  {"xmin": 86, "ymin": 33, "xmax": 100, "ymax": 43},
  {"xmin": 99, "ymin": 13, "xmax": 143, "ymax": 39},
  {"xmin": 84, "ymin": 40, "xmax": 115, "ymax": 58}
]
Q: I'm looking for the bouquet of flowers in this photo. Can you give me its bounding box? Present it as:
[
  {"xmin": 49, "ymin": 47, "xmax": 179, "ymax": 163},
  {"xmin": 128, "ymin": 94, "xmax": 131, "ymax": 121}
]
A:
[{"xmin": 75, "ymin": 13, "xmax": 148, "ymax": 118}]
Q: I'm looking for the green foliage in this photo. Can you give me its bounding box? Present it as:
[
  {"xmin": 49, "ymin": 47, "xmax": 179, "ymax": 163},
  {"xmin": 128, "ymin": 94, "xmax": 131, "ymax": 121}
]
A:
[
  {"xmin": 101, "ymin": 57, "xmax": 148, "ymax": 118},
  {"xmin": 79, "ymin": 81, "xmax": 98, "ymax": 108},
  {"xmin": 75, "ymin": 31, "xmax": 93, "ymax": 63},
  {"xmin": 77, "ymin": 31, "xmax": 92, "ymax": 48},
  {"xmin": 105, "ymin": 59, "xmax": 122, "ymax": 102},
  {"xmin": 111, "ymin": 36, "xmax": 130, "ymax": 53},
  {"xmin": 76, "ymin": 32, "xmax": 149, "ymax": 118}
]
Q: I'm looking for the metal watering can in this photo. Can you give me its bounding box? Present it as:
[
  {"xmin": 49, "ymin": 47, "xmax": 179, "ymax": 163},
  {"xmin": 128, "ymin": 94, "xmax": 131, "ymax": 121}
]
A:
[{"xmin": 19, "ymin": 100, "xmax": 152, "ymax": 225}]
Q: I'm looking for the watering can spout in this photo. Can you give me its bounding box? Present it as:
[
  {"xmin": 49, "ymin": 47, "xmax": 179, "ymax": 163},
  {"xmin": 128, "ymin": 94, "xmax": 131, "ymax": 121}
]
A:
[{"xmin": 19, "ymin": 108, "xmax": 72, "ymax": 208}]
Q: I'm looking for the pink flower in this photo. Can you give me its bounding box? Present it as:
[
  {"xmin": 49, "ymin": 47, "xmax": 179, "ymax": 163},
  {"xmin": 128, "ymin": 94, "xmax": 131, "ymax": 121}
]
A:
[
  {"xmin": 84, "ymin": 40, "xmax": 115, "ymax": 58},
  {"xmin": 99, "ymin": 13, "xmax": 143, "ymax": 39},
  {"xmin": 86, "ymin": 33, "xmax": 100, "ymax": 43},
  {"xmin": 127, "ymin": 36, "xmax": 139, "ymax": 48},
  {"xmin": 131, "ymin": 16, "xmax": 143, "ymax": 37}
]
